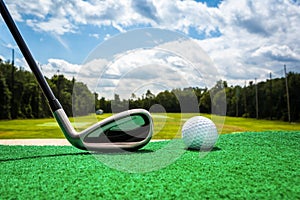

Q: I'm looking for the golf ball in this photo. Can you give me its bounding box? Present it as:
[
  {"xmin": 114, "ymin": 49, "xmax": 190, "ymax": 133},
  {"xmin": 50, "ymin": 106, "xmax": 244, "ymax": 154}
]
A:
[{"xmin": 182, "ymin": 116, "xmax": 218, "ymax": 150}]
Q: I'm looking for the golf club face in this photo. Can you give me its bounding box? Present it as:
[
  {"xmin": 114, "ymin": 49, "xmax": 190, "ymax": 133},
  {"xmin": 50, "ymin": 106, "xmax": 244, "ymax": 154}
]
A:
[
  {"xmin": 54, "ymin": 108, "xmax": 153, "ymax": 151},
  {"xmin": 80, "ymin": 109, "xmax": 153, "ymax": 151}
]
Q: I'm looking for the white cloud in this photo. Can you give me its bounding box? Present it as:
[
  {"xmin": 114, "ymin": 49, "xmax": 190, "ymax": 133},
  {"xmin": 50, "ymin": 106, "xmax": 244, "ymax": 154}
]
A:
[
  {"xmin": 4, "ymin": 0, "xmax": 300, "ymax": 90},
  {"xmin": 76, "ymin": 37, "xmax": 219, "ymax": 99},
  {"xmin": 252, "ymin": 44, "xmax": 300, "ymax": 62},
  {"xmin": 5, "ymin": 1, "xmax": 49, "ymax": 22},
  {"xmin": 197, "ymin": 0, "xmax": 300, "ymax": 84},
  {"xmin": 6, "ymin": 0, "xmax": 141, "ymax": 34},
  {"xmin": 26, "ymin": 18, "xmax": 77, "ymax": 35},
  {"xmin": 89, "ymin": 33, "xmax": 101, "ymax": 39},
  {"xmin": 104, "ymin": 34, "xmax": 111, "ymax": 41},
  {"xmin": 6, "ymin": 0, "xmax": 219, "ymax": 36},
  {"xmin": 74, "ymin": 58, "xmax": 110, "ymax": 93},
  {"xmin": 41, "ymin": 59, "xmax": 81, "ymax": 79}
]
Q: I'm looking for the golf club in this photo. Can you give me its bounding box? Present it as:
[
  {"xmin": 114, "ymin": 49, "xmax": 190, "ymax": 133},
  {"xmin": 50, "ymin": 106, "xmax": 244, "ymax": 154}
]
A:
[{"xmin": 0, "ymin": 0, "xmax": 153, "ymax": 151}]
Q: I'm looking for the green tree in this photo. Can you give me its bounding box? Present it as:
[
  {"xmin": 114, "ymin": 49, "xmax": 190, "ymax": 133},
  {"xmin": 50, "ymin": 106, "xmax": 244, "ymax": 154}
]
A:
[
  {"xmin": 288, "ymin": 72, "xmax": 300, "ymax": 121},
  {"xmin": 199, "ymin": 88, "xmax": 211, "ymax": 113},
  {"xmin": 173, "ymin": 88, "xmax": 199, "ymax": 113},
  {"xmin": 111, "ymin": 93, "xmax": 128, "ymax": 112},
  {"xmin": 97, "ymin": 97, "xmax": 111, "ymax": 113},
  {"xmin": 210, "ymin": 80, "xmax": 227, "ymax": 116},
  {"xmin": 156, "ymin": 90, "xmax": 179, "ymax": 112},
  {"xmin": 72, "ymin": 81, "xmax": 95, "ymax": 116},
  {"xmin": 0, "ymin": 72, "xmax": 11, "ymax": 119}
]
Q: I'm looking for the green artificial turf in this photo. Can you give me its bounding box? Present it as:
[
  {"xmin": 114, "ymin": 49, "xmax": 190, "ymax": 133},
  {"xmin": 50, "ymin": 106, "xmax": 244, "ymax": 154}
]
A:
[{"xmin": 0, "ymin": 131, "xmax": 299, "ymax": 199}]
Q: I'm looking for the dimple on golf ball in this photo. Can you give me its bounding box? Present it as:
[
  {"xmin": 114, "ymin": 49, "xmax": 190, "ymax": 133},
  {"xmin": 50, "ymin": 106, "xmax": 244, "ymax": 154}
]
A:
[{"xmin": 182, "ymin": 116, "xmax": 218, "ymax": 150}]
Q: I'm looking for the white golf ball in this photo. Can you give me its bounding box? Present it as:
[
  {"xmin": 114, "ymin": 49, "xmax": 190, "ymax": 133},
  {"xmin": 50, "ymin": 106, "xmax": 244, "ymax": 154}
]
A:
[{"xmin": 182, "ymin": 116, "xmax": 218, "ymax": 150}]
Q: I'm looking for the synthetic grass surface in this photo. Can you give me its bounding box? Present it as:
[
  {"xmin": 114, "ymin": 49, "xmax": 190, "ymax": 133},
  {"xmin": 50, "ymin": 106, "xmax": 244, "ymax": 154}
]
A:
[{"xmin": 0, "ymin": 131, "xmax": 299, "ymax": 199}]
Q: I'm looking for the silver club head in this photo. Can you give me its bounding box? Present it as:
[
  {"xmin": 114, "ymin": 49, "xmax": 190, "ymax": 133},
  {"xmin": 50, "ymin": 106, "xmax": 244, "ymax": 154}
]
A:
[{"xmin": 54, "ymin": 109, "xmax": 153, "ymax": 151}]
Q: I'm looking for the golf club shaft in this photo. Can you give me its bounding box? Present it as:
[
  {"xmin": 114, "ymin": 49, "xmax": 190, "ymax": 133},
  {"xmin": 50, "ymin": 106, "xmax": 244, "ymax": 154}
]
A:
[{"xmin": 0, "ymin": 0, "xmax": 62, "ymax": 112}]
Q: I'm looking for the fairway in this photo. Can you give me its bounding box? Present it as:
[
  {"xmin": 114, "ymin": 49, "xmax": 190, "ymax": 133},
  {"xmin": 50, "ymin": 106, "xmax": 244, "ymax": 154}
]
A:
[
  {"xmin": 0, "ymin": 113, "xmax": 299, "ymax": 139},
  {"xmin": 0, "ymin": 131, "xmax": 299, "ymax": 199}
]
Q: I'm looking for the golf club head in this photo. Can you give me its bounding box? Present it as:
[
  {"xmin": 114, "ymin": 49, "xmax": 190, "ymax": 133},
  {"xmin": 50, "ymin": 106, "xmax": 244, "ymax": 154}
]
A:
[
  {"xmin": 54, "ymin": 109, "xmax": 153, "ymax": 151},
  {"xmin": 81, "ymin": 109, "xmax": 153, "ymax": 151}
]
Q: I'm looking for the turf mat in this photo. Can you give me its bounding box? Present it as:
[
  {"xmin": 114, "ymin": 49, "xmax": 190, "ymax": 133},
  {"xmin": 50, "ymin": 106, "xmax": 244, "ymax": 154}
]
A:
[{"xmin": 0, "ymin": 131, "xmax": 299, "ymax": 199}]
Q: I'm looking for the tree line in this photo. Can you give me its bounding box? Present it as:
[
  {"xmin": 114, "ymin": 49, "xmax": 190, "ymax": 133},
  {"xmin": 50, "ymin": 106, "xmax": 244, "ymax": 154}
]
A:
[
  {"xmin": 0, "ymin": 60, "xmax": 94, "ymax": 119},
  {"xmin": 97, "ymin": 76, "xmax": 300, "ymax": 122},
  {"xmin": 1, "ymin": 60, "xmax": 299, "ymax": 121}
]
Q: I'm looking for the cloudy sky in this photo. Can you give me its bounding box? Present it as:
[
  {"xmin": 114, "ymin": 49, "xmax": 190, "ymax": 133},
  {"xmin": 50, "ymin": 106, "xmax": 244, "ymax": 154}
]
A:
[{"xmin": 1, "ymin": 0, "xmax": 300, "ymax": 99}]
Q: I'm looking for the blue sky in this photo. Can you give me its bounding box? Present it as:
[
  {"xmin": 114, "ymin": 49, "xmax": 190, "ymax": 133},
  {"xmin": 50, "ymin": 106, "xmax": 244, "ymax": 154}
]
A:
[{"xmin": 1, "ymin": 0, "xmax": 300, "ymax": 99}]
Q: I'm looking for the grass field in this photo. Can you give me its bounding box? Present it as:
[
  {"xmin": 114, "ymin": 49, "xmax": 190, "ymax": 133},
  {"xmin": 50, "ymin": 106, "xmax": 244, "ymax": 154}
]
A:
[
  {"xmin": 0, "ymin": 131, "xmax": 299, "ymax": 199},
  {"xmin": 0, "ymin": 114, "xmax": 299, "ymax": 199},
  {"xmin": 0, "ymin": 113, "xmax": 299, "ymax": 139}
]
